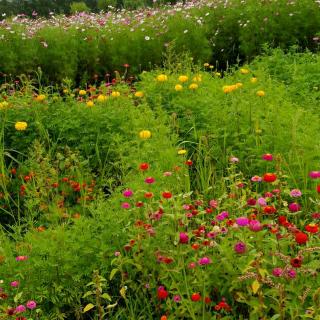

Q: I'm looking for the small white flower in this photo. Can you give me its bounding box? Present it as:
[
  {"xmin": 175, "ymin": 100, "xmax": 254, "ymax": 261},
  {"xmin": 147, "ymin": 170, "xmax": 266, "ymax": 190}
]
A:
[
  {"xmin": 183, "ymin": 29, "xmax": 188, "ymax": 34},
  {"xmin": 145, "ymin": 36, "xmax": 150, "ymax": 40}
]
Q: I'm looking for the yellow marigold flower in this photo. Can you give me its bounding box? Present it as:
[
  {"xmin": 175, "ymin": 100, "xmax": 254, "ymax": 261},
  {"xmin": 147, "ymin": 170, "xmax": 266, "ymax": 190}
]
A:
[
  {"xmin": 178, "ymin": 75, "xmax": 189, "ymax": 83},
  {"xmin": 178, "ymin": 149, "xmax": 187, "ymax": 155},
  {"xmin": 175, "ymin": 84, "xmax": 183, "ymax": 91},
  {"xmin": 86, "ymin": 101, "xmax": 94, "ymax": 107},
  {"xmin": 192, "ymin": 75, "xmax": 202, "ymax": 82},
  {"xmin": 15, "ymin": 121, "xmax": 28, "ymax": 131},
  {"xmin": 235, "ymin": 82, "xmax": 243, "ymax": 88},
  {"xmin": 240, "ymin": 68, "xmax": 250, "ymax": 74},
  {"xmin": 250, "ymin": 77, "xmax": 258, "ymax": 83},
  {"xmin": 157, "ymin": 74, "xmax": 168, "ymax": 82},
  {"xmin": 189, "ymin": 83, "xmax": 198, "ymax": 90},
  {"xmin": 203, "ymin": 63, "xmax": 210, "ymax": 67},
  {"xmin": 79, "ymin": 89, "xmax": 87, "ymax": 96},
  {"xmin": 223, "ymin": 85, "xmax": 237, "ymax": 93},
  {"xmin": 139, "ymin": 130, "xmax": 151, "ymax": 139},
  {"xmin": 97, "ymin": 94, "xmax": 108, "ymax": 102},
  {"xmin": 35, "ymin": 94, "xmax": 46, "ymax": 102},
  {"xmin": 256, "ymin": 90, "xmax": 265, "ymax": 97},
  {"xmin": 111, "ymin": 91, "xmax": 120, "ymax": 97},
  {"xmin": 135, "ymin": 91, "xmax": 144, "ymax": 98}
]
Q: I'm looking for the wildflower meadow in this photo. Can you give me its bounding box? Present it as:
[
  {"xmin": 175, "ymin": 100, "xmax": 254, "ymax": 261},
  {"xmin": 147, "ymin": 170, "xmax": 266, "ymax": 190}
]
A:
[{"xmin": 0, "ymin": 1, "xmax": 320, "ymax": 319}]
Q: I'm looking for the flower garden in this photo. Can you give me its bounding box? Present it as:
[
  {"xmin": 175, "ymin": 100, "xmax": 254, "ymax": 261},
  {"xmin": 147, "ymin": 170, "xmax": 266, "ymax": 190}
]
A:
[{"xmin": 0, "ymin": 1, "xmax": 320, "ymax": 319}]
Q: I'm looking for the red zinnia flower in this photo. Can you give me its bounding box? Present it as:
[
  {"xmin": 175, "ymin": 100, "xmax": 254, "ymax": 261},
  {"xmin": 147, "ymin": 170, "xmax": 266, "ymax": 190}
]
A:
[
  {"xmin": 263, "ymin": 173, "xmax": 277, "ymax": 183},
  {"xmin": 290, "ymin": 257, "xmax": 302, "ymax": 268},
  {"xmin": 162, "ymin": 191, "xmax": 172, "ymax": 199},
  {"xmin": 295, "ymin": 232, "xmax": 308, "ymax": 245},
  {"xmin": 191, "ymin": 293, "xmax": 201, "ymax": 302},
  {"xmin": 158, "ymin": 288, "xmax": 168, "ymax": 300},
  {"xmin": 185, "ymin": 160, "xmax": 193, "ymax": 166},
  {"xmin": 139, "ymin": 163, "xmax": 149, "ymax": 171},
  {"xmin": 144, "ymin": 192, "xmax": 153, "ymax": 199},
  {"xmin": 305, "ymin": 223, "xmax": 318, "ymax": 233},
  {"xmin": 317, "ymin": 185, "xmax": 320, "ymax": 193},
  {"xmin": 263, "ymin": 205, "xmax": 277, "ymax": 214}
]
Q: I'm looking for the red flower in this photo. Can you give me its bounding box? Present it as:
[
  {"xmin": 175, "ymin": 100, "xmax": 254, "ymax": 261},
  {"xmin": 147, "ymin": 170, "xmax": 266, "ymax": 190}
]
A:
[
  {"xmin": 263, "ymin": 173, "xmax": 277, "ymax": 183},
  {"xmin": 204, "ymin": 296, "xmax": 212, "ymax": 304},
  {"xmin": 144, "ymin": 192, "xmax": 153, "ymax": 199},
  {"xmin": 139, "ymin": 163, "xmax": 149, "ymax": 171},
  {"xmin": 263, "ymin": 205, "xmax": 277, "ymax": 214},
  {"xmin": 290, "ymin": 257, "xmax": 302, "ymax": 268},
  {"xmin": 191, "ymin": 243, "xmax": 200, "ymax": 250},
  {"xmin": 295, "ymin": 232, "xmax": 308, "ymax": 245},
  {"xmin": 317, "ymin": 185, "xmax": 320, "ymax": 193},
  {"xmin": 262, "ymin": 153, "xmax": 273, "ymax": 161},
  {"xmin": 162, "ymin": 191, "xmax": 172, "ymax": 199},
  {"xmin": 278, "ymin": 216, "xmax": 288, "ymax": 226},
  {"xmin": 214, "ymin": 300, "xmax": 232, "ymax": 312},
  {"xmin": 191, "ymin": 293, "xmax": 201, "ymax": 302},
  {"xmin": 305, "ymin": 223, "xmax": 318, "ymax": 233},
  {"xmin": 136, "ymin": 201, "xmax": 144, "ymax": 207},
  {"xmin": 185, "ymin": 160, "xmax": 193, "ymax": 166},
  {"xmin": 158, "ymin": 288, "xmax": 168, "ymax": 300}
]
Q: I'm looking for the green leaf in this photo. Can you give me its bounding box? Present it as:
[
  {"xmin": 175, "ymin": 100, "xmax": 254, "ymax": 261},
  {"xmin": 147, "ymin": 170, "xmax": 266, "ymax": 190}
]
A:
[
  {"xmin": 14, "ymin": 292, "xmax": 23, "ymax": 303},
  {"xmin": 83, "ymin": 303, "xmax": 95, "ymax": 313},
  {"xmin": 101, "ymin": 293, "xmax": 112, "ymax": 301},
  {"xmin": 106, "ymin": 302, "xmax": 118, "ymax": 309},
  {"xmin": 82, "ymin": 290, "xmax": 94, "ymax": 298},
  {"xmin": 252, "ymin": 280, "xmax": 260, "ymax": 294},
  {"xmin": 109, "ymin": 268, "xmax": 119, "ymax": 280}
]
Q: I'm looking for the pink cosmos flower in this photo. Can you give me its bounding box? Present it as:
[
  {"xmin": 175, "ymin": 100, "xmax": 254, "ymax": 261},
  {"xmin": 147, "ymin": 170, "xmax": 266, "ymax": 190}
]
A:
[
  {"xmin": 290, "ymin": 189, "xmax": 302, "ymax": 197},
  {"xmin": 26, "ymin": 300, "xmax": 37, "ymax": 310}
]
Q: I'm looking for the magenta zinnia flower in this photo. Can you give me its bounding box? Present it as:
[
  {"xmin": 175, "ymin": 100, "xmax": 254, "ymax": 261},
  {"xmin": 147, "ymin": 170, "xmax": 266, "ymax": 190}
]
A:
[
  {"xmin": 144, "ymin": 177, "xmax": 155, "ymax": 184},
  {"xmin": 249, "ymin": 220, "xmax": 262, "ymax": 232},
  {"xmin": 122, "ymin": 189, "xmax": 133, "ymax": 197},
  {"xmin": 121, "ymin": 202, "xmax": 131, "ymax": 209},
  {"xmin": 234, "ymin": 242, "xmax": 246, "ymax": 254},
  {"xmin": 235, "ymin": 217, "xmax": 249, "ymax": 227},
  {"xmin": 26, "ymin": 301, "xmax": 37, "ymax": 310},
  {"xmin": 272, "ymin": 268, "xmax": 283, "ymax": 277},
  {"xmin": 179, "ymin": 232, "xmax": 189, "ymax": 244},
  {"xmin": 15, "ymin": 305, "xmax": 26, "ymax": 313},
  {"xmin": 288, "ymin": 203, "xmax": 301, "ymax": 212},
  {"xmin": 198, "ymin": 257, "xmax": 212, "ymax": 265}
]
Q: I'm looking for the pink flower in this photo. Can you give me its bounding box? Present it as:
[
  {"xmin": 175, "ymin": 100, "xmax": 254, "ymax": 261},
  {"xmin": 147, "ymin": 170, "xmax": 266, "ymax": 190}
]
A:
[
  {"xmin": 288, "ymin": 203, "xmax": 301, "ymax": 212},
  {"xmin": 122, "ymin": 189, "xmax": 133, "ymax": 197},
  {"xmin": 234, "ymin": 241, "xmax": 246, "ymax": 254},
  {"xmin": 15, "ymin": 305, "xmax": 26, "ymax": 313},
  {"xmin": 249, "ymin": 220, "xmax": 262, "ymax": 232},
  {"xmin": 309, "ymin": 171, "xmax": 320, "ymax": 179},
  {"xmin": 179, "ymin": 232, "xmax": 189, "ymax": 244},
  {"xmin": 198, "ymin": 257, "xmax": 212, "ymax": 265},
  {"xmin": 173, "ymin": 295, "xmax": 181, "ymax": 302},
  {"xmin": 10, "ymin": 281, "xmax": 19, "ymax": 287},
  {"xmin": 257, "ymin": 197, "xmax": 267, "ymax": 207},
  {"xmin": 262, "ymin": 153, "xmax": 273, "ymax": 161},
  {"xmin": 26, "ymin": 300, "xmax": 37, "ymax": 310},
  {"xmin": 144, "ymin": 177, "xmax": 155, "ymax": 184},
  {"xmin": 188, "ymin": 262, "xmax": 197, "ymax": 269},
  {"xmin": 15, "ymin": 256, "xmax": 28, "ymax": 261},
  {"xmin": 229, "ymin": 157, "xmax": 239, "ymax": 163},
  {"xmin": 209, "ymin": 199, "xmax": 218, "ymax": 208},
  {"xmin": 287, "ymin": 269, "xmax": 297, "ymax": 279},
  {"xmin": 290, "ymin": 189, "xmax": 302, "ymax": 197},
  {"xmin": 163, "ymin": 171, "xmax": 172, "ymax": 176},
  {"xmin": 235, "ymin": 217, "xmax": 249, "ymax": 226},
  {"xmin": 114, "ymin": 251, "xmax": 121, "ymax": 257},
  {"xmin": 121, "ymin": 202, "xmax": 131, "ymax": 209},
  {"xmin": 216, "ymin": 211, "xmax": 229, "ymax": 221},
  {"xmin": 272, "ymin": 268, "xmax": 283, "ymax": 277},
  {"xmin": 251, "ymin": 175, "xmax": 262, "ymax": 182}
]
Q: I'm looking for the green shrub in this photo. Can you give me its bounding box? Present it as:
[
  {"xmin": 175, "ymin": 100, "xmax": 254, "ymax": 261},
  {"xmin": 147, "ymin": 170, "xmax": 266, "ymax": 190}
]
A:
[{"xmin": 70, "ymin": 1, "xmax": 90, "ymax": 13}]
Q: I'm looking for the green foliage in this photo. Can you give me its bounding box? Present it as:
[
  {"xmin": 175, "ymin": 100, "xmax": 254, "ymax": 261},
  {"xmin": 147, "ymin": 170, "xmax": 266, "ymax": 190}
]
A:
[{"xmin": 70, "ymin": 1, "xmax": 90, "ymax": 14}]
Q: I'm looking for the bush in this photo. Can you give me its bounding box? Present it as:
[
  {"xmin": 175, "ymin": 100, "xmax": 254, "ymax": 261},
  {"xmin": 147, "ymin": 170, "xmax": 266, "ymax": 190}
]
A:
[{"xmin": 70, "ymin": 1, "xmax": 90, "ymax": 13}]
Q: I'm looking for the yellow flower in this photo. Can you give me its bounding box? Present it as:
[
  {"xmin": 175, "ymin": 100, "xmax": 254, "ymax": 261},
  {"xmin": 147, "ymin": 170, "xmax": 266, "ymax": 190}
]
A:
[
  {"xmin": 240, "ymin": 68, "xmax": 250, "ymax": 74},
  {"xmin": 35, "ymin": 94, "xmax": 46, "ymax": 102},
  {"xmin": 63, "ymin": 89, "xmax": 69, "ymax": 94},
  {"xmin": 209, "ymin": 65, "xmax": 214, "ymax": 69},
  {"xmin": 203, "ymin": 63, "xmax": 210, "ymax": 67},
  {"xmin": 15, "ymin": 121, "xmax": 28, "ymax": 131},
  {"xmin": 97, "ymin": 94, "xmax": 108, "ymax": 102},
  {"xmin": 86, "ymin": 101, "xmax": 94, "ymax": 107},
  {"xmin": 139, "ymin": 130, "xmax": 151, "ymax": 139},
  {"xmin": 175, "ymin": 84, "xmax": 183, "ymax": 91},
  {"xmin": 189, "ymin": 83, "xmax": 198, "ymax": 90},
  {"xmin": 79, "ymin": 89, "xmax": 87, "ymax": 96},
  {"xmin": 156, "ymin": 74, "xmax": 168, "ymax": 82},
  {"xmin": 178, "ymin": 149, "xmax": 187, "ymax": 155},
  {"xmin": 256, "ymin": 90, "xmax": 265, "ymax": 97},
  {"xmin": 250, "ymin": 77, "xmax": 258, "ymax": 83},
  {"xmin": 135, "ymin": 91, "xmax": 144, "ymax": 98},
  {"xmin": 178, "ymin": 75, "xmax": 189, "ymax": 83},
  {"xmin": 111, "ymin": 91, "xmax": 120, "ymax": 97},
  {"xmin": 235, "ymin": 82, "xmax": 243, "ymax": 89},
  {"xmin": 192, "ymin": 75, "xmax": 202, "ymax": 82},
  {"xmin": 223, "ymin": 85, "xmax": 237, "ymax": 94},
  {"xmin": 0, "ymin": 101, "xmax": 9, "ymax": 109}
]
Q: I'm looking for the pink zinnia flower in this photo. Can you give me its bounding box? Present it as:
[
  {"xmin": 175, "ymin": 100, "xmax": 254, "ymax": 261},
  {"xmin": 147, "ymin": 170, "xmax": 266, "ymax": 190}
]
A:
[
  {"xmin": 122, "ymin": 189, "xmax": 133, "ymax": 197},
  {"xmin": 262, "ymin": 153, "xmax": 273, "ymax": 161},
  {"xmin": 173, "ymin": 295, "xmax": 181, "ymax": 302},
  {"xmin": 10, "ymin": 281, "xmax": 19, "ymax": 287},
  {"xmin": 272, "ymin": 268, "xmax": 283, "ymax": 277},
  {"xmin": 198, "ymin": 257, "xmax": 212, "ymax": 265},
  {"xmin": 229, "ymin": 156, "xmax": 239, "ymax": 163},
  {"xmin": 309, "ymin": 171, "xmax": 320, "ymax": 179},
  {"xmin": 257, "ymin": 197, "xmax": 267, "ymax": 206},
  {"xmin": 26, "ymin": 301, "xmax": 37, "ymax": 310},
  {"xmin": 163, "ymin": 171, "xmax": 172, "ymax": 176},
  {"xmin": 288, "ymin": 203, "xmax": 301, "ymax": 212},
  {"xmin": 251, "ymin": 175, "xmax": 262, "ymax": 182},
  {"xmin": 290, "ymin": 189, "xmax": 302, "ymax": 197},
  {"xmin": 235, "ymin": 217, "xmax": 249, "ymax": 226},
  {"xmin": 234, "ymin": 241, "xmax": 246, "ymax": 254},
  {"xmin": 209, "ymin": 199, "xmax": 218, "ymax": 208},
  {"xmin": 179, "ymin": 232, "xmax": 189, "ymax": 244},
  {"xmin": 15, "ymin": 256, "xmax": 28, "ymax": 261},
  {"xmin": 121, "ymin": 202, "xmax": 131, "ymax": 209},
  {"xmin": 144, "ymin": 177, "xmax": 155, "ymax": 184},
  {"xmin": 15, "ymin": 305, "xmax": 26, "ymax": 313},
  {"xmin": 188, "ymin": 262, "xmax": 196, "ymax": 269},
  {"xmin": 249, "ymin": 220, "xmax": 262, "ymax": 232},
  {"xmin": 287, "ymin": 269, "xmax": 297, "ymax": 279}
]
